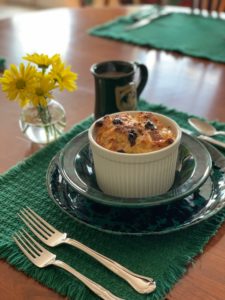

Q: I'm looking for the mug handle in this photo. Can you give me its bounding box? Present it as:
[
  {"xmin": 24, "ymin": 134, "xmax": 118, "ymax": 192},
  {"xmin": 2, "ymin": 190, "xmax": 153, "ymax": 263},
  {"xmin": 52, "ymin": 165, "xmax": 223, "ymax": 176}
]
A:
[{"xmin": 134, "ymin": 62, "xmax": 148, "ymax": 98}]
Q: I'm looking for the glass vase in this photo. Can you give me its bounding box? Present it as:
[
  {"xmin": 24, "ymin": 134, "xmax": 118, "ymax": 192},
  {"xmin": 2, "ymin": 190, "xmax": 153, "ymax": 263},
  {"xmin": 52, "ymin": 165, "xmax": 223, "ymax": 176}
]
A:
[{"xmin": 19, "ymin": 99, "xmax": 66, "ymax": 144}]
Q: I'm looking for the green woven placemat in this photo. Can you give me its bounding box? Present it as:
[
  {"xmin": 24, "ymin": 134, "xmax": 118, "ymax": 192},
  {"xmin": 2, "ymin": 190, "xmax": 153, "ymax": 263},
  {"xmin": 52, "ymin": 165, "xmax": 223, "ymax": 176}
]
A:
[
  {"xmin": 1, "ymin": 101, "xmax": 225, "ymax": 300},
  {"xmin": 89, "ymin": 10, "xmax": 225, "ymax": 63}
]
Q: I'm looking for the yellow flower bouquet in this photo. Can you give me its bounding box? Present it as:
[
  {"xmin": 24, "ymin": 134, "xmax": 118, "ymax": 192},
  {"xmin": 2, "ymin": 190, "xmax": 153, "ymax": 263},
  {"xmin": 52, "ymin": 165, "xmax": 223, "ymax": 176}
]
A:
[{"xmin": 0, "ymin": 53, "xmax": 78, "ymax": 144}]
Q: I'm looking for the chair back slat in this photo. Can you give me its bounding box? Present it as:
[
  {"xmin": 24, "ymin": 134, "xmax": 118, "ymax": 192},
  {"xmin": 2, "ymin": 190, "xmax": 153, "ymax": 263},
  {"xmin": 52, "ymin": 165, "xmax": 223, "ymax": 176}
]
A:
[{"xmin": 82, "ymin": 0, "xmax": 225, "ymax": 11}]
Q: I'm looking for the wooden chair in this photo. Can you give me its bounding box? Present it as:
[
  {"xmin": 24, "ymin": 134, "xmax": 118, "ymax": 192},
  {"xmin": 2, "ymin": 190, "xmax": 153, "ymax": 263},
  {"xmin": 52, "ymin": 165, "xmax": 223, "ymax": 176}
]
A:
[
  {"xmin": 91, "ymin": 0, "xmax": 120, "ymax": 6},
  {"xmin": 192, "ymin": 0, "xmax": 225, "ymax": 13},
  {"xmin": 121, "ymin": 0, "xmax": 225, "ymax": 12},
  {"xmin": 80, "ymin": 0, "xmax": 225, "ymax": 11}
]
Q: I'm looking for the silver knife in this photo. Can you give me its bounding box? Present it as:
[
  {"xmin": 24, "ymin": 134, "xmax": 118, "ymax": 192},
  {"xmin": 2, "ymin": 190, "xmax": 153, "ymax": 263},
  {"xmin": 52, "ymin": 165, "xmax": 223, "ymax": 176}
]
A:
[
  {"xmin": 183, "ymin": 129, "xmax": 225, "ymax": 169},
  {"xmin": 200, "ymin": 140, "xmax": 225, "ymax": 171},
  {"xmin": 125, "ymin": 11, "xmax": 171, "ymax": 31},
  {"xmin": 182, "ymin": 128, "xmax": 225, "ymax": 150},
  {"xmin": 197, "ymin": 135, "xmax": 225, "ymax": 150}
]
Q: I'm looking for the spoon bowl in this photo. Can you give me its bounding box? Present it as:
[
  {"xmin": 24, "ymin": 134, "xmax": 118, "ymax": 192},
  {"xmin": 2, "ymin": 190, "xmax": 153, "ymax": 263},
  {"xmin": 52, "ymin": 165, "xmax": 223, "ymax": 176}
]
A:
[{"xmin": 188, "ymin": 118, "xmax": 225, "ymax": 137}]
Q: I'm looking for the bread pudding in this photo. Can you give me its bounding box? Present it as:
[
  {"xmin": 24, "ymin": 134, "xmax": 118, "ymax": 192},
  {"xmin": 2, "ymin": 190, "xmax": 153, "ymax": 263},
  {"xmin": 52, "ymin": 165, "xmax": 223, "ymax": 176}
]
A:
[
  {"xmin": 89, "ymin": 111, "xmax": 181, "ymax": 197},
  {"xmin": 94, "ymin": 112, "xmax": 175, "ymax": 153}
]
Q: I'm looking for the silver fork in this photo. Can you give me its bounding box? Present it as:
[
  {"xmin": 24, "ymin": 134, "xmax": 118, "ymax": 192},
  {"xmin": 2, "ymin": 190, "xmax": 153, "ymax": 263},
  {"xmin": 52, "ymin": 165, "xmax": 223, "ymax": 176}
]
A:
[
  {"xmin": 13, "ymin": 229, "xmax": 123, "ymax": 300},
  {"xmin": 19, "ymin": 207, "xmax": 156, "ymax": 294},
  {"xmin": 125, "ymin": 8, "xmax": 170, "ymax": 31}
]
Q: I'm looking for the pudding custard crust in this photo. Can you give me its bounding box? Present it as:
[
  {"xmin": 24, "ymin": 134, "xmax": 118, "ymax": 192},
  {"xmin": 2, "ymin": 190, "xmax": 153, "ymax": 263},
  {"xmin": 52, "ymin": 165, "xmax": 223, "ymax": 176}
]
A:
[{"xmin": 94, "ymin": 112, "xmax": 175, "ymax": 153}]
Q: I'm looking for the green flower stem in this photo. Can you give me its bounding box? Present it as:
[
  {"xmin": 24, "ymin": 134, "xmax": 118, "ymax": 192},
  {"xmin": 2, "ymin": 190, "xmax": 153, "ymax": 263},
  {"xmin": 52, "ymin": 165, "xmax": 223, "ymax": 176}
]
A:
[
  {"xmin": 21, "ymin": 124, "xmax": 29, "ymax": 135},
  {"xmin": 37, "ymin": 104, "xmax": 58, "ymax": 143}
]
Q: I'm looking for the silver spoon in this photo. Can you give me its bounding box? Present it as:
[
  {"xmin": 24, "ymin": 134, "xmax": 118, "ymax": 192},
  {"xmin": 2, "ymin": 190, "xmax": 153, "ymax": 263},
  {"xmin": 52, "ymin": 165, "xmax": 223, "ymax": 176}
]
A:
[{"xmin": 188, "ymin": 118, "xmax": 225, "ymax": 137}]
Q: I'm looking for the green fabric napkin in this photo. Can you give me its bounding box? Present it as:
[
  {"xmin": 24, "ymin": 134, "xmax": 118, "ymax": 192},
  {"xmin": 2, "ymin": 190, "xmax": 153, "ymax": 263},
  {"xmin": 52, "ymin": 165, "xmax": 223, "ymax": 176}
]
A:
[
  {"xmin": 1, "ymin": 101, "xmax": 225, "ymax": 300},
  {"xmin": 89, "ymin": 11, "xmax": 225, "ymax": 63}
]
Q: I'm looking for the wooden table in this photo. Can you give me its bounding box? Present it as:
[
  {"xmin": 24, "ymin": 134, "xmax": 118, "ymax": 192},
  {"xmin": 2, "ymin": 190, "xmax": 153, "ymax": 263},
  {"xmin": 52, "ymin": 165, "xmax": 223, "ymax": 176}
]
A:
[{"xmin": 0, "ymin": 6, "xmax": 225, "ymax": 300}]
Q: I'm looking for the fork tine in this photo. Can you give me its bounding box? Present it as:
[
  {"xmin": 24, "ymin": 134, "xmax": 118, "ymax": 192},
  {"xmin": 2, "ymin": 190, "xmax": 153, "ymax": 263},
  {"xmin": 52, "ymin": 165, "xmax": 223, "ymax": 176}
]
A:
[
  {"xmin": 27, "ymin": 207, "xmax": 56, "ymax": 233},
  {"xmin": 18, "ymin": 214, "xmax": 48, "ymax": 242},
  {"xmin": 21, "ymin": 228, "xmax": 52, "ymax": 256},
  {"xmin": 19, "ymin": 211, "xmax": 50, "ymax": 241},
  {"xmin": 18, "ymin": 214, "xmax": 46, "ymax": 242},
  {"xmin": 13, "ymin": 232, "xmax": 37, "ymax": 261},
  {"xmin": 21, "ymin": 208, "xmax": 52, "ymax": 235},
  {"xmin": 21, "ymin": 229, "xmax": 44, "ymax": 254}
]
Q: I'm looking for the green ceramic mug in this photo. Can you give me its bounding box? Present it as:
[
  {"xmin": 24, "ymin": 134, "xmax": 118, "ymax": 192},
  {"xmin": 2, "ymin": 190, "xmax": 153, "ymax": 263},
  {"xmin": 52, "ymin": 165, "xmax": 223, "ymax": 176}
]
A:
[{"xmin": 90, "ymin": 60, "xmax": 148, "ymax": 119}]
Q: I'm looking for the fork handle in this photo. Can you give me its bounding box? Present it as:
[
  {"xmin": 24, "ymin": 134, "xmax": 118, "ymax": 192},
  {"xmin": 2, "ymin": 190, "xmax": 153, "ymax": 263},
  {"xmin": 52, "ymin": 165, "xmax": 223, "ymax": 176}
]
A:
[
  {"xmin": 53, "ymin": 260, "xmax": 123, "ymax": 300},
  {"xmin": 65, "ymin": 238, "xmax": 156, "ymax": 294}
]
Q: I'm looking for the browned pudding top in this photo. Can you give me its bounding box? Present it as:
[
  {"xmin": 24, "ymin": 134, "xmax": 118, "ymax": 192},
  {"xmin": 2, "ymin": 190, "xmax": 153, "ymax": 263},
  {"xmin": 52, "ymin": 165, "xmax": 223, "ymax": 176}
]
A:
[{"xmin": 94, "ymin": 112, "xmax": 176, "ymax": 153}]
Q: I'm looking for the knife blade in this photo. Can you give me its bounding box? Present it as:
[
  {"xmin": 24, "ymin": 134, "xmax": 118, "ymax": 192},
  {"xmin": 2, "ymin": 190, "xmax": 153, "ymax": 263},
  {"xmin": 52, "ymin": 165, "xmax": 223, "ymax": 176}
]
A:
[
  {"xmin": 197, "ymin": 135, "xmax": 225, "ymax": 149},
  {"xmin": 125, "ymin": 11, "xmax": 171, "ymax": 31},
  {"xmin": 182, "ymin": 129, "xmax": 225, "ymax": 170},
  {"xmin": 200, "ymin": 141, "xmax": 225, "ymax": 171},
  {"xmin": 182, "ymin": 128, "xmax": 225, "ymax": 150}
]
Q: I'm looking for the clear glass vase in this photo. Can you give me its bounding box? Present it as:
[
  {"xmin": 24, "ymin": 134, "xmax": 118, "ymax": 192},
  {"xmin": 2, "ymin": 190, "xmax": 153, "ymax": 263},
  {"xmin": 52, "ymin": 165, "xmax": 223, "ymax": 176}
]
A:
[{"xmin": 19, "ymin": 99, "xmax": 66, "ymax": 144}]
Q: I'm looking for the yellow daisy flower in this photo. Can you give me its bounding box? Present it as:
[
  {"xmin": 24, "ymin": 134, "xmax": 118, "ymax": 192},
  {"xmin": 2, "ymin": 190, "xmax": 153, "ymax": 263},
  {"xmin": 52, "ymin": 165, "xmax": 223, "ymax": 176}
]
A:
[
  {"xmin": 0, "ymin": 63, "xmax": 37, "ymax": 105},
  {"xmin": 31, "ymin": 74, "xmax": 56, "ymax": 107},
  {"xmin": 23, "ymin": 53, "xmax": 60, "ymax": 69},
  {"xmin": 50, "ymin": 59, "xmax": 78, "ymax": 92}
]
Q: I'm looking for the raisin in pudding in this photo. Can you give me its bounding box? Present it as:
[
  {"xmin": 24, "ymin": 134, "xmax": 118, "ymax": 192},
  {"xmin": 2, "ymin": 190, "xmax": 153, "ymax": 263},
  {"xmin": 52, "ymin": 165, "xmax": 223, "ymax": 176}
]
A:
[{"xmin": 94, "ymin": 112, "xmax": 175, "ymax": 154}]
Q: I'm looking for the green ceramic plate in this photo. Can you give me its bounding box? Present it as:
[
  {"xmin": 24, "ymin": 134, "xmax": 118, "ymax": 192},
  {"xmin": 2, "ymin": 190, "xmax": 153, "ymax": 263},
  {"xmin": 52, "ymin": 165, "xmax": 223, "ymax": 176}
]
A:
[
  {"xmin": 47, "ymin": 153, "xmax": 225, "ymax": 235},
  {"xmin": 58, "ymin": 131, "xmax": 212, "ymax": 208}
]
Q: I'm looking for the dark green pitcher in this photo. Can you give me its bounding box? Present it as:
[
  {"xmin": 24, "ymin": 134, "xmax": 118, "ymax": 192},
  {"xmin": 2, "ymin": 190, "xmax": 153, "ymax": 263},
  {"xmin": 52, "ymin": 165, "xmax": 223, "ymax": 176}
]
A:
[{"xmin": 90, "ymin": 60, "xmax": 148, "ymax": 119}]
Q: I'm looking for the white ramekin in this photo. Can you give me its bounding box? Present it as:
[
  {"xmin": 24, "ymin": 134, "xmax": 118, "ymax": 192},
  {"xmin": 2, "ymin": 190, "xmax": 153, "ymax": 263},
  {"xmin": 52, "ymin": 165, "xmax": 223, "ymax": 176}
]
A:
[{"xmin": 88, "ymin": 111, "xmax": 182, "ymax": 198}]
